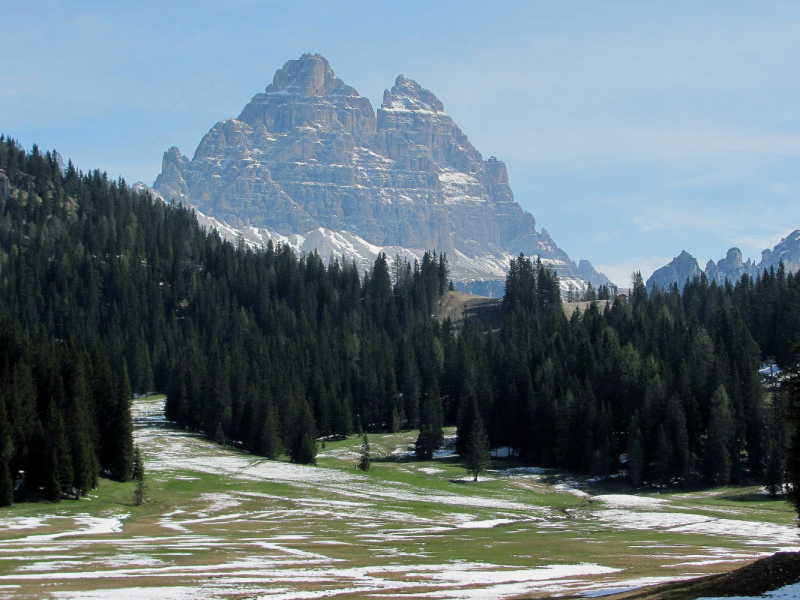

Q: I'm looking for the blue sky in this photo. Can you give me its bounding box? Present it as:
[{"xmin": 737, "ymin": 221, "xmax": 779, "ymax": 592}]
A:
[{"xmin": 2, "ymin": 1, "xmax": 799, "ymax": 286}]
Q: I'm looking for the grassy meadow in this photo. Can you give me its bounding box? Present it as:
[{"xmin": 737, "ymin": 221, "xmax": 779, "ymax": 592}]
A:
[{"xmin": 0, "ymin": 396, "xmax": 795, "ymax": 599}]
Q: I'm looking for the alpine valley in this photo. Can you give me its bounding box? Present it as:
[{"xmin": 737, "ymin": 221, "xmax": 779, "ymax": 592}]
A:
[{"xmin": 149, "ymin": 53, "xmax": 611, "ymax": 295}]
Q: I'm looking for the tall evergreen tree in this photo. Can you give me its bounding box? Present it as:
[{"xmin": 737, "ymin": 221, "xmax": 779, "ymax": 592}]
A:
[
  {"xmin": 288, "ymin": 399, "xmax": 317, "ymax": 465},
  {"xmin": 133, "ymin": 445, "xmax": 146, "ymax": 506},
  {"xmin": 358, "ymin": 432, "xmax": 371, "ymax": 472},
  {"xmin": 464, "ymin": 409, "xmax": 490, "ymax": 482},
  {"xmin": 260, "ymin": 406, "xmax": 283, "ymax": 459},
  {"xmin": 416, "ymin": 379, "xmax": 444, "ymax": 460},
  {"xmin": 704, "ymin": 385, "xmax": 735, "ymax": 485},
  {"xmin": 455, "ymin": 383, "xmax": 479, "ymax": 456},
  {"xmin": 0, "ymin": 397, "xmax": 13, "ymax": 507},
  {"xmin": 627, "ymin": 412, "xmax": 645, "ymax": 487},
  {"xmin": 664, "ymin": 394, "xmax": 690, "ymax": 482}
]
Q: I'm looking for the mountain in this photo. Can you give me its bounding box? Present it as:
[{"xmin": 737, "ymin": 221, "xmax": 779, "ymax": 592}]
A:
[
  {"xmin": 760, "ymin": 230, "xmax": 800, "ymax": 273},
  {"xmin": 646, "ymin": 250, "xmax": 703, "ymax": 292},
  {"xmin": 152, "ymin": 53, "xmax": 609, "ymax": 293},
  {"xmin": 704, "ymin": 247, "xmax": 758, "ymax": 285},
  {"xmin": 576, "ymin": 259, "xmax": 613, "ymax": 288},
  {"xmin": 646, "ymin": 231, "xmax": 800, "ymax": 292}
]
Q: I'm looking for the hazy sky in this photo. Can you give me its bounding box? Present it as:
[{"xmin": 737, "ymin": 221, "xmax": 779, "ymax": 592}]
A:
[{"xmin": 2, "ymin": 1, "xmax": 799, "ymax": 286}]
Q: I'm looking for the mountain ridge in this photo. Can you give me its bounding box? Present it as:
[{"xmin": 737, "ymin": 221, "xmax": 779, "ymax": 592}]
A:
[
  {"xmin": 646, "ymin": 232, "xmax": 800, "ymax": 292},
  {"xmin": 152, "ymin": 53, "xmax": 611, "ymax": 292}
]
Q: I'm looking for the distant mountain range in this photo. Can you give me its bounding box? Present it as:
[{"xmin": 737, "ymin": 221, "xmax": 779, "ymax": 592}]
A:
[
  {"xmin": 149, "ymin": 53, "xmax": 611, "ymax": 295},
  {"xmin": 646, "ymin": 230, "xmax": 800, "ymax": 292}
]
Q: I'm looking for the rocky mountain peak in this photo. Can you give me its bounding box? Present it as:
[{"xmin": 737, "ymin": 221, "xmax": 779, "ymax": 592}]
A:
[
  {"xmin": 152, "ymin": 53, "xmax": 611, "ymax": 293},
  {"xmin": 382, "ymin": 75, "xmax": 445, "ymax": 113},
  {"xmin": 267, "ymin": 53, "xmax": 355, "ymax": 98},
  {"xmin": 646, "ymin": 250, "xmax": 702, "ymax": 292},
  {"xmin": 236, "ymin": 53, "xmax": 375, "ymax": 140},
  {"xmin": 648, "ymin": 231, "xmax": 800, "ymax": 292},
  {"xmin": 761, "ymin": 230, "xmax": 800, "ymax": 273}
]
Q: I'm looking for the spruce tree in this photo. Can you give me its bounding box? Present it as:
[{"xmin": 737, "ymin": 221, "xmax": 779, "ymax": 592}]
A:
[
  {"xmin": 651, "ymin": 425, "xmax": 670, "ymax": 485},
  {"xmin": 455, "ymin": 384, "xmax": 479, "ymax": 456},
  {"xmin": 0, "ymin": 397, "xmax": 13, "ymax": 507},
  {"xmin": 296, "ymin": 433, "xmax": 317, "ymax": 466},
  {"xmin": 260, "ymin": 408, "xmax": 282, "ymax": 459},
  {"xmin": 464, "ymin": 410, "xmax": 490, "ymax": 481},
  {"xmin": 358, "ymin": 432, "xmax": 371, "ymax": 472},
  {"xmin": 110, "ymin": 366, "xmax": 135, "ymax": 482},
  {"xmin": 46, "ymin": 401, "xmax": 73, "ymax": 498},
  {"xmin": 133, "ymin": 445, "xmax": 146, "ymax": 506},
  {"xmin": 415, "ymin": 380, "xmax": 444, "ymax": 460},
  {"xmin": 627, "ymin": 413, "xmax": 645, "ymax": 487},
  {"xmin": 764, "ymin": 438, "xmax": 783, "ymax": 497},
  {"xmin": 0, "ymin": 458, "xmax": 12, "ymax": 507},
  {"xmin": 664, "ymin": 394, "xmax": 690, "ymax": 482},
  {"xmin": 288, "ymin": 400, "xmax": 317, "ymax": 465},
  {"xmin": 45, "ymin": 447, "xmax": 62, "ymax": 503},
  {"xmin": 214, "ymin": 422, "xmax": 226, "ymax": 446},
  {"xmin": 785, "ymin": 360, "xmax": 800, "ymax": 515},
  {"xmin": 704, "ymin": 385, "xmax": 734, "ymax": 485}
]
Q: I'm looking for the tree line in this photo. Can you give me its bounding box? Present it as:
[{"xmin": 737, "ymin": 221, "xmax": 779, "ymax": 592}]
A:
[
  {"xmin": 453, "ymin": 257, "xmax": 789, "ymax": 490},
  {"xmin": 0, "ymin": 136, "xmax": 451, "ymax": 504},
  {"xmin": 0, "ymin": 136, "xmax": 795, "ymax": 507}
]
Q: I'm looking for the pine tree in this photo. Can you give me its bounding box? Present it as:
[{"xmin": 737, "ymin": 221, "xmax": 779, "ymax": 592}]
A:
[
  {"xmin": 0, "ymin": 458, "xmax": 12, "ymax": 507},
  {"xmin": 45, "ymin": 401, "xmax": 73, "ymax": 498},
  {"xmin": 296, "ymin": 433, "xmax": 317, "ymax": 466},
  {"xmin": 358, "ymin": 432, "xmax": 371, "ymax": 472},
  {"xmin": 260, "ymin": 408, "xmax": 282, "ymax": 459},
  {"xmin": 455, "ymin": 384, "xmax": 479, "ymax": 456},
  {"xmin": 214, "ymin": 422, "xmax": 226, "ymax": 446},
  {"xmin": 464, "ymin": 410, "xmax": 490, "ymax": 481},
  {"xmin": 288, "ymin": 400, "xmax": 317, "ymax": 465},
  {"xmin": 764, "ymin": 438, "xmax": 784, "ymax": 498},
  {"xmin": 415, "ymin": 380, "xmax": 444, "ymax": 460},
  {"xmin": 651, "ymin": 424, "xmax": 670, "ymax": 485},
  {"xmin": 133, "ymin": 445, "xmax": 146, "ymax": 506},
  {"xmin": 785, "ymin": 360, "xmax": 800, "ymax": 515},
  {"xmin": 704, "ymin": 385, "xmax": 734, "ymax": 485},
  {"xmin": 0, "ymin": 397, "xmax": 13, "ymax": 507},
  {"xmin": 664, "ymin": 394, "xmax": 690, "ymax": 482},
  {"xmin": 45, "ymin": 447, "xmax": 62, "ymax": 503},
  {"xmin": 109, "ymin": 366, "xmax": 135, "ymax": 482},
  {"xmin": 627, "ymin": 413, "xmax": 644, "ymax": 487}
]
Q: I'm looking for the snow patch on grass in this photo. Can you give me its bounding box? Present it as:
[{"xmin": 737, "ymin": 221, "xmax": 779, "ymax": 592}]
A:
[
  {"xmin": 417, "ymin": 467, "xmax": 445, "ymax": 475},
  {"xmin": 0, "ymin": 517, "xmax": 47, "ymax": 531},
  {"xmin": 594, "ymin": 495, "xmax": 668, "ymax": 509},
  {"xmin": 597, "ymin": 509, "xmax": 798, "ymax": 546},
  {"xmin": 456, "ymin": 519, "xmax": 514, "ymax": 529},
  {"xmin": 555, "ymin": 480, "xmax": 591, "ymax": 498}
]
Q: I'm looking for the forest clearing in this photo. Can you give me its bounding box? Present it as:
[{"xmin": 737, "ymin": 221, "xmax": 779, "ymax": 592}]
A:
[{"xmin": 0, "ymin": 396, "xmax": 795, "ymax": 600}]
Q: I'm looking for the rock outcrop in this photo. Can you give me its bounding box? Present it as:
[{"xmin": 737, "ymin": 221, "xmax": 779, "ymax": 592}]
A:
[
  {"xmin": 647, "ymin": 231, "xmax": 800, "ymax": 292},
  {"xmin": 704, "ymin": 247, "xmax": 758, "ymax": 285},
  {"xmin": 576, "ymin": 259, "xmax": 613, "ymax": 288},
  {"xmin": 153, "ymin": 53, "xmax": 608, "ymax": 291},
  {"xmin": 646, "ymin": 250, "xmax": 702, "ymax": 292},
  {"xmin": 760, "ymin": 230, "xmax": 800, "ymax": 274}
]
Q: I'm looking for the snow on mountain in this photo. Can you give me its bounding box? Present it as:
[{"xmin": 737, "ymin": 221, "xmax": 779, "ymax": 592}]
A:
[{"xmin": 151, "ymin": 54, "xmax": 611, "ymax": 296}]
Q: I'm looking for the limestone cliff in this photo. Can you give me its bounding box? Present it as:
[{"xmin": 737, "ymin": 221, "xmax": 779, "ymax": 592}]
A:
[{"xmin": 153, "ymin": 53, "xmax": 607, "ymax": 290}]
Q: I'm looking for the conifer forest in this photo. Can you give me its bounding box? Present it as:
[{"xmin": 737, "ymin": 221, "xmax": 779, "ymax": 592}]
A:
[{"xmin": 0, "ymin": 137, "xmax": 796, "ymax": 508}]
